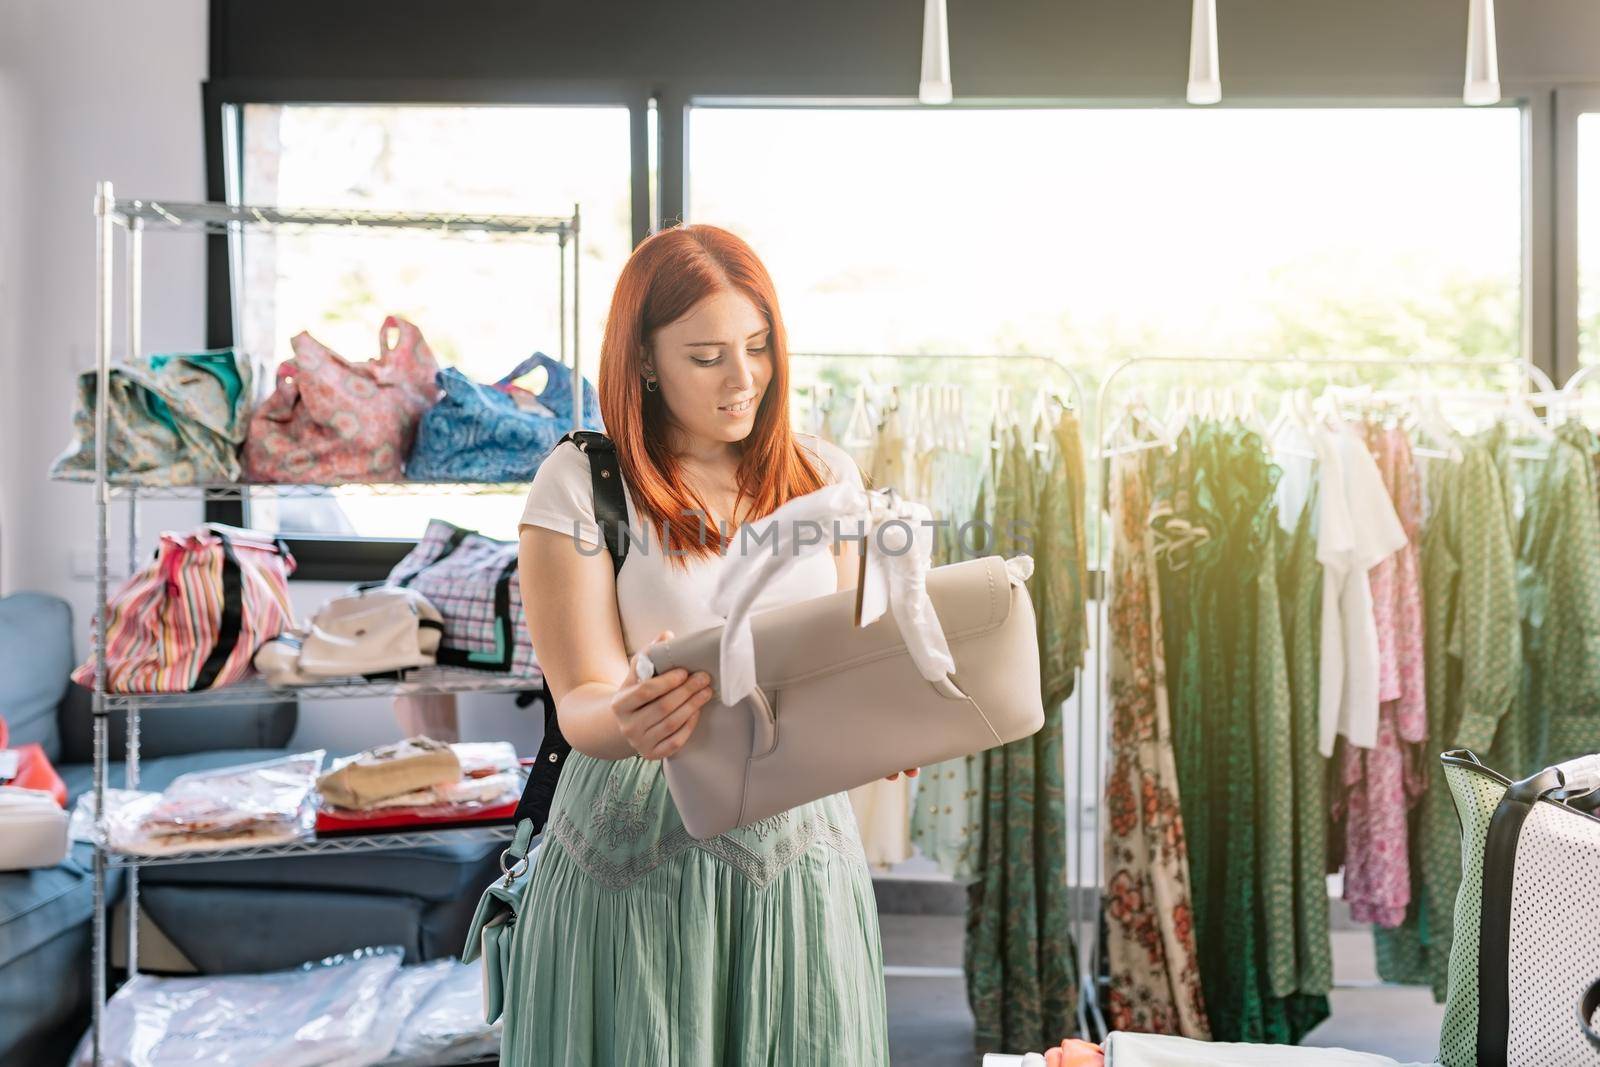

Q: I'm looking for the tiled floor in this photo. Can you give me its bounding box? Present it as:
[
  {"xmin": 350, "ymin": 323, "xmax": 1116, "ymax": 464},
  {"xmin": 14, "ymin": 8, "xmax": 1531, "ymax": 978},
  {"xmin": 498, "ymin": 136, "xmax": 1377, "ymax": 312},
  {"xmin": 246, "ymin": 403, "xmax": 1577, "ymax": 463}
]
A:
[{"xmin": 881, "ymin": 915, "xmax": 1445, "ymax": 1065}]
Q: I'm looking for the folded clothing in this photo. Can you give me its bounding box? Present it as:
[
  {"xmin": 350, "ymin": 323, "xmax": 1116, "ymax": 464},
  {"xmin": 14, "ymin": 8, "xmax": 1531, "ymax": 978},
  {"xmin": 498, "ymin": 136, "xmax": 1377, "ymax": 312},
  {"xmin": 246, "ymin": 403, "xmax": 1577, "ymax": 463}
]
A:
[
  {"xmin": 316, "ymin": 736, "xmax": 462, "ymax": 810},
  {"xmin": 318, "ymin": 742, "xmax": 519, "ymax": 820},
  {"xmin": 71, "ymin": 945, "xmax": 408, "ymax": 1067},
  {"xmin": 106, "ymin": 751, "xmax": 324, "ymax": 856}
]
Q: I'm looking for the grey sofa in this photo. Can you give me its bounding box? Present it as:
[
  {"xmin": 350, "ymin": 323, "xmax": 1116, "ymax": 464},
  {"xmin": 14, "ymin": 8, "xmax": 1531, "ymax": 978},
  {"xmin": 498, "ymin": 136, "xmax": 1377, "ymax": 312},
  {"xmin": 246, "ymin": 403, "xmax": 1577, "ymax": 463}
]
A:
[{"xmin": 0, "ymin": 592, "xmax": 506, "ymax": 1067}]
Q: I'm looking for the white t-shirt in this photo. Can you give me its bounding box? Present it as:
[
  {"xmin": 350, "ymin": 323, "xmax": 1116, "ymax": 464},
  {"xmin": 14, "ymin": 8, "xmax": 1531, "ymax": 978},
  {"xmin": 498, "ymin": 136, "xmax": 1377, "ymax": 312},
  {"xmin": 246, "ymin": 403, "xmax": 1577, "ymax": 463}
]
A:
[
  {"xmin": 518, "ymin": 434, "xmax": 864, "ymax": 656},
  {"xmin": 1313, "ymin": 422, "xmax": 1408, "ymax": 756}
]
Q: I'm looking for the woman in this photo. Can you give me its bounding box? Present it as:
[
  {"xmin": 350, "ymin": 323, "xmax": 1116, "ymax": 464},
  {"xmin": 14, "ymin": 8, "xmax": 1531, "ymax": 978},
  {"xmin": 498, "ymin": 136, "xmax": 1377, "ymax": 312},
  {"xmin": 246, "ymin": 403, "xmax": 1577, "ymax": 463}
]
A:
[{"xmin": 508, "ymin": 224, "xmax": 903, "ymax": 1065}]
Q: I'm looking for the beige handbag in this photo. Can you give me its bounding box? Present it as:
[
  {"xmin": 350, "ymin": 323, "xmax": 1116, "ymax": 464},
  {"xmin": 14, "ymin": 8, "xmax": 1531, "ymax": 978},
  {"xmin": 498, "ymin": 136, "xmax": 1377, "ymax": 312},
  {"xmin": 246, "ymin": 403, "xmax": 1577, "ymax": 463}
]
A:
[
  {"xmin": 254, "ymin": 586, "xmax": 443, "ymax": 686},
  {"xmin": 647, "ymin": 554, "xmax": 1045, "ymax": 839}
]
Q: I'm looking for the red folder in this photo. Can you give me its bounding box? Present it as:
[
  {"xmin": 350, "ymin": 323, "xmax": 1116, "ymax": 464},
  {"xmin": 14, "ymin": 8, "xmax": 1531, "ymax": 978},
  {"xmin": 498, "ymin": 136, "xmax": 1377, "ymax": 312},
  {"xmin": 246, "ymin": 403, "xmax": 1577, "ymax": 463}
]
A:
[{"xmin": 0, "ymin": 716, "xmax": 68, "ymax": 808}]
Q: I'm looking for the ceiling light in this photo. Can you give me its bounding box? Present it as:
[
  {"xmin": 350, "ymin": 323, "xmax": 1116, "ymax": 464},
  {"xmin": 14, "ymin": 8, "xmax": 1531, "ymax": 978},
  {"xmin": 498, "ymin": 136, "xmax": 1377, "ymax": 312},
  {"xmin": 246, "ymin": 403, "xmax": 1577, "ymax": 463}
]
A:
[
  {"xmin": 1464, "ymin": 0, "xmax": 1500, "ymax": 106},
  {"xmin": 1187, "ymin": 0, "xmax": 1221, "ymax": 105},
  {"xmin": 920, "ymin": 0, "xmax": 953, "ymax": 105}
]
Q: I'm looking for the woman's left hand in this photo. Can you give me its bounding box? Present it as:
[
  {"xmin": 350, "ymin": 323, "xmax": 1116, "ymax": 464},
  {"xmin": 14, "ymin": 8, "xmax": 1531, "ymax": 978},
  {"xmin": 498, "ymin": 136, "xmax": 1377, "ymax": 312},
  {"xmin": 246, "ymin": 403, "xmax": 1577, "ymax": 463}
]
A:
[{"xmin": 885, "ymin": 768, "xmax": 920, "ymax": 781}]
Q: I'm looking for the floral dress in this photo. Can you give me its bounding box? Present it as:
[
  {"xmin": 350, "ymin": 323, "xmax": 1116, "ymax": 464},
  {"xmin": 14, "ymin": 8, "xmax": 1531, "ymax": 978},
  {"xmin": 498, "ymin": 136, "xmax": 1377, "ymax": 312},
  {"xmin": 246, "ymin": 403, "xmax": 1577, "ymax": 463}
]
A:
[{"xmin": 1103, "ymin": 447, "xmax": 1210, "ymax": 1037}]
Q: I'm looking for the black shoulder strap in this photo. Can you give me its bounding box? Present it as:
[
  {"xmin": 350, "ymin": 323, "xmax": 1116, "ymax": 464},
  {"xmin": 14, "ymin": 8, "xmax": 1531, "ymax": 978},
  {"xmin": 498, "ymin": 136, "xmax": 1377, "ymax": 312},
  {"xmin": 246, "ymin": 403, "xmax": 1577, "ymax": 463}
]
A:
[
  {"xmin": 1582, "ymin": 976, "xmax": 1600, "ymax": 1051},
  {"xmin": 1476, "ymin": 765, "xmax": 1565, "ymax": 1066},
  {"xmin": 559, "ymin": 430, "xmax": 629, "ymax": 578},
  {"xmin": 512, "ymin": 431, "xmax": 626, "ymax": 834}
]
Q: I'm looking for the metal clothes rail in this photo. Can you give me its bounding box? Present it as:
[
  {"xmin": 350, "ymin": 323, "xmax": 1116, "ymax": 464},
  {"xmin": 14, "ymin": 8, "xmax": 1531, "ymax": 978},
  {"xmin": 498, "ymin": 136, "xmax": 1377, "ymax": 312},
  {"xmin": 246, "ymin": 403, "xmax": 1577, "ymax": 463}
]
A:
[{"xmin": 1080, "ymin": 353, "xmax": 1539, "ymax": 1035}]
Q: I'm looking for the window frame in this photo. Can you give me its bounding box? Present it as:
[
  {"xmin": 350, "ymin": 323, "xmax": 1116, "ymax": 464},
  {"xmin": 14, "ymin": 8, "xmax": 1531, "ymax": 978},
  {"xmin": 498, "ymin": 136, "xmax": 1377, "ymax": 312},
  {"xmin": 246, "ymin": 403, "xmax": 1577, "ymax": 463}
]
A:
[
  {"xmin": 201, "ymin": 78, "xmax": 655, "ymax": 579},
  {"xmin": 1555, "ymin": 85, "xmax": 1600, "ymax": 382},
  {"xmin": 204, "ymin": 70, "xmax": 1558, "ymax": 580}
]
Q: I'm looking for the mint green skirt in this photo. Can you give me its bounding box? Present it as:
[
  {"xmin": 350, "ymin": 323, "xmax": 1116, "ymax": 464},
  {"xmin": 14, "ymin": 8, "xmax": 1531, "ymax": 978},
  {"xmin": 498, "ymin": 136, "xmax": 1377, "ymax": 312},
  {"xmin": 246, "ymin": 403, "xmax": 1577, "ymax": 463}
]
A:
[{"xmin": 500, "ymin": 751, "xmax": 890, "ymax": 1066}]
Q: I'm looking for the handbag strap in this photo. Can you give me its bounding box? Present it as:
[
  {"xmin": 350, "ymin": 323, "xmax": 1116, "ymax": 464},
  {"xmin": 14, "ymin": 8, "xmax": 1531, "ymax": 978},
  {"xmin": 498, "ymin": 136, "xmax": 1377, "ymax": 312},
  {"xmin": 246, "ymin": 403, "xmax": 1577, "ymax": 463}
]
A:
[
  {"xmin": 495, "ymin": 351, "xmax": 560, "ymax": 388},
  {"xmin": 1582, "ymin": 977, "xmax": 1600, "ymax": 1050},
  {"xmin": 191, "ymin": 526, "xmax": 293, "ymax": 691},
  {"xmin": 509, "ymin": 431, "xmax": 628, "ymax": 835},
  {"xmin": 1476, "ymin": 764, "xmax": 1567, "ymax": 1066}
]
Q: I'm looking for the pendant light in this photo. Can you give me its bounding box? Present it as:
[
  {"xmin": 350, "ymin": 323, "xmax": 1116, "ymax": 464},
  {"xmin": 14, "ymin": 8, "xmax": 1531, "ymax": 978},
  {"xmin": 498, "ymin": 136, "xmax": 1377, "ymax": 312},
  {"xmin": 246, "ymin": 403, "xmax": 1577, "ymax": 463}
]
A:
[
  {"xmin": 919, "ymin": 0, "xmax": 953, "ymax": 105},
  {"xmin": 1464, "ymin": 0, "xmax": 1500, "ymax": 106},
  {"xmin": 1187, "ymin": 0, "xmax": 1221, "ymax": 105}
]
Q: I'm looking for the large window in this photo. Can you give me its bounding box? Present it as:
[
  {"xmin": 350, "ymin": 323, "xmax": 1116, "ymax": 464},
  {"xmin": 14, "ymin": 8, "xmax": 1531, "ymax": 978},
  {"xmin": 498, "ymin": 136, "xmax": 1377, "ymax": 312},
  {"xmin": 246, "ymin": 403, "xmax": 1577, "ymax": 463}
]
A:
[
  {"xmin": 689, "ymin": 107, "xmax": 1522, "ymax": 369},
  {"xmin": 235, "ymin": 104, "xmax": 632, "ymax": 542}
]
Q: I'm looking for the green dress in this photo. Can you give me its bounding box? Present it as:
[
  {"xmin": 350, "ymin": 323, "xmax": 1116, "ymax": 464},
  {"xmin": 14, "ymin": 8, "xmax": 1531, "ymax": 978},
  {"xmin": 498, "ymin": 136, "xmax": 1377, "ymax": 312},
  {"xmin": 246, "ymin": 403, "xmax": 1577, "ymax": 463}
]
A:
[
  {"xmin": 503, "ymin": 758, "xmax": 887, "ymax": 1065},
  {"xmin": 502, "ymin": 440, "xmax": 890, "ymax": 1064},
  {"xmin": 1502, "ymin": 423, "xmax": 1600, "ymax": 774},
  {"xmin": 1152, "ymin": 422, "xmax": 1329, "ymax": 1043},
  {"xmin": 1276, "ymin": 484, "xmax": 1333, "ymax": 998},
  {"xmin": 1375, "ymin": 437, "xmax": 1521, "ymax": 999},
  {"xmin": 964, "ymin": 423, "xmax": 1079, "ymax": 1054}
]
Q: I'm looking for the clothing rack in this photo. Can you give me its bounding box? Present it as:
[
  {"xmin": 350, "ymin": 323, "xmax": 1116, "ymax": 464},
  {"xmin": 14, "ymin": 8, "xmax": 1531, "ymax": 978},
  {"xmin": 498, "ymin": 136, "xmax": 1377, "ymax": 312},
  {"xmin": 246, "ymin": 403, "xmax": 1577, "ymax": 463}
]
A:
[
  {"xmin": 1080, "ymin": 353, "xmax": 1542, "ymax": 1036},
  {"xmin": 790, "ymin": 350, "xmax": 1093, "ymax": 1006},
  {"xmin": 789, "ymin": 351, "xmax": 1088, "ymax": 423}
]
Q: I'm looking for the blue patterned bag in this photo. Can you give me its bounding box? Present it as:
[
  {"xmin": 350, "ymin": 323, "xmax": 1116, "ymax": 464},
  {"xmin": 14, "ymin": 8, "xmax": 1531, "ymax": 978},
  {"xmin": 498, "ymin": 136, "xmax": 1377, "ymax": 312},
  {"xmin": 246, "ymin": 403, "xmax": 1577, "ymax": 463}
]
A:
[{"xmin": 405, "ymin": 351, "xmax": 601, "ymax": 483}]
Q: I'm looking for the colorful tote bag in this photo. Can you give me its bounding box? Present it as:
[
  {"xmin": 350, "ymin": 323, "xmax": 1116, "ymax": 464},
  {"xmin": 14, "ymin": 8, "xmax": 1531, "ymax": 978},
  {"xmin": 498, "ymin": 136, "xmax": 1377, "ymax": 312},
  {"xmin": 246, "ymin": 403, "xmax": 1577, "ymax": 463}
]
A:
[
  {"xmin": 73, "ymin": 524, "xmax": 298, "ymax": 694},
  {"xmin": 386, "ymin": 519, "xmax": 539, "ymax": 676},
  {"xmin": 243, "ymin": 316, "xmax": 441, "ymax": 484},
  {"xmin": 1437, "ymin": 749, "xmax": 1600, "ymax": 1067},
  {"xmin": 52, "ymin": 349, "xmax": 253, "ymax": 486},
  {"xmin": 405, "ymin": 351, "xmax": 602, "ymax": 483}
]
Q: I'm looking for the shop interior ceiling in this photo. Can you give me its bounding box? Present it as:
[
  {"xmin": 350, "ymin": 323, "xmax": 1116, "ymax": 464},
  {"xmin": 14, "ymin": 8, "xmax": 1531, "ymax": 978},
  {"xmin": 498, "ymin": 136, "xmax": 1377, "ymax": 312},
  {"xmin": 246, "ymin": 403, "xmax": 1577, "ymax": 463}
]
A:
[{"xmin": 914, "ymin": 0, "xmax": 1502, "ymax": 107}]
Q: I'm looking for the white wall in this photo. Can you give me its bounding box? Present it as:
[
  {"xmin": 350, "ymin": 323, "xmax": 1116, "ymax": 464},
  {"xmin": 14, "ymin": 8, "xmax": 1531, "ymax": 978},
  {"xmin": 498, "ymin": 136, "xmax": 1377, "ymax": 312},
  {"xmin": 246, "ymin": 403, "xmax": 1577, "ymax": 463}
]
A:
[
  {"xmin": 0, "ymin": 0, "xmax": 208, "ymax": 623},
  {"xmin": 0, "ymin": 3, "xmax": 539, "ymax": 756}
]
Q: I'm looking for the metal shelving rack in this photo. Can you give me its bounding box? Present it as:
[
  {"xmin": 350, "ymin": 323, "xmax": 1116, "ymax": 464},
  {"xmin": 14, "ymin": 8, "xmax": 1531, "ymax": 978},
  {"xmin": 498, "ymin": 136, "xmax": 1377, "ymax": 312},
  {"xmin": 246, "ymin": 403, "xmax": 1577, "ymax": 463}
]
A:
[{"xmin": 81, "ymin": 181, "xmax": 583, "ymax": 1065}]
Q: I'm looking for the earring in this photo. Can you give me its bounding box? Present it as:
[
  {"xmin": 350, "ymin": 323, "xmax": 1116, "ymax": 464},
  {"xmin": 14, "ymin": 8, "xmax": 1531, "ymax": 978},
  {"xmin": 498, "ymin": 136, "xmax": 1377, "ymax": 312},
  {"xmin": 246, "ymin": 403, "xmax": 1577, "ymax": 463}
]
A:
[{"xmin": 644, "ymin": 377, "xmax": 659, "ymax": 393}]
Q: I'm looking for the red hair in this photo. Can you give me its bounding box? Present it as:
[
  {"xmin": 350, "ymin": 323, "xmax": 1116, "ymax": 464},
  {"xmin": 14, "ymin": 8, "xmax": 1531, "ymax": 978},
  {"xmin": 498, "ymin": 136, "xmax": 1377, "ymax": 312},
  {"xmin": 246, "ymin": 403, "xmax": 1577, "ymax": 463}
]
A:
[{"xmin": 597, "ymin": 224, "xmax": 825, "ymax": 562}]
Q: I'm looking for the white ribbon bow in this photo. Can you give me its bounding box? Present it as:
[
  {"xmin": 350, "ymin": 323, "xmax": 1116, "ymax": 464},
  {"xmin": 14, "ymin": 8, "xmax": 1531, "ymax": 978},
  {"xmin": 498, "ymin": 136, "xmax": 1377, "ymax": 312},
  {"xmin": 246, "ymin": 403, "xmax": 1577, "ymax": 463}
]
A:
[{"xmin": 704, "ymin": 483, "xmax": 958, "ymax": 705}]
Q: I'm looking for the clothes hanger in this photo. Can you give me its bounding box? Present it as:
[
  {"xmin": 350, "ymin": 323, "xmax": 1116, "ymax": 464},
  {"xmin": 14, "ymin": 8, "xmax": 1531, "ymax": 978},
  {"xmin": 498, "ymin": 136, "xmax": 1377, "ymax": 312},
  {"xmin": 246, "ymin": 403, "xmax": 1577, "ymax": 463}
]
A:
[
  {"xmin": 921, "ymin": 383, "xmax": 940, "ymax": 454},
  {"xmin": 842, "ymin": 380, "xmax": 876, "ymax": 449},
  {"xmin": 1267, "ymin": 390, "xmax": 1297, "ymax": 442},
  {"xmin": 1505, "ymin": 391, "xmax": 1556, "ymax": 442},
  {"xmin": 1238, "ymin": 387, "xmax": 1271, "ymax": 438},
  {"xmin": 941, "ymin": 384, "xmax": 961, "ymax": 452},
  {"xmin": 1028, "ymin": 388, "xmax": 1052, "ymax": 452},
  {"xmin": 1409, "ymin": 391, "xmax": 1464, "ymax": 462},
  {"xmin": 951, "ymin": 385, "xmax": 969, "ymax": 452},
  {"xmin": 1103, "ymin": 402, "xmax": 1175, "ymax": 458},
  {"xmin": 814, "ymin": 382, "xmax": 834, "ymax": 439}
]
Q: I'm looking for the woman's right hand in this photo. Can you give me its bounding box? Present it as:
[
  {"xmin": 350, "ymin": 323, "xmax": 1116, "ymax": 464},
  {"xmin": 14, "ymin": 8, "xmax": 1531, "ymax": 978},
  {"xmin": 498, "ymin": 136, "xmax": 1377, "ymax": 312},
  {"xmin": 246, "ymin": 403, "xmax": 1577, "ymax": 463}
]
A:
[{"xmin": 609, "ymin": 630, "xmax": 714, "ymax": 760}]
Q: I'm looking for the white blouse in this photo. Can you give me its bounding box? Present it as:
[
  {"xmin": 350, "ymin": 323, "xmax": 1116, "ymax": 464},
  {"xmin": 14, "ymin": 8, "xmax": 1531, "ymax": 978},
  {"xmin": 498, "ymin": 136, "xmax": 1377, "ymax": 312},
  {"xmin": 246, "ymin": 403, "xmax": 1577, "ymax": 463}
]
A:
[{"xmin": 519, "ymin": 434, "xmax": 864, "ymax": 656}]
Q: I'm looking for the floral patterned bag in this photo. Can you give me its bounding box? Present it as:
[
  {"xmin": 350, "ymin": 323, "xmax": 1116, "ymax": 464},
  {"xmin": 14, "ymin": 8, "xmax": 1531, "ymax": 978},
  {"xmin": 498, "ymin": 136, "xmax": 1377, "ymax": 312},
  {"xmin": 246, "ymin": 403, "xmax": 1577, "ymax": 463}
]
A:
[{"xmin": 243, "ymin": 316, "xmax": 440, "ymax": 484}]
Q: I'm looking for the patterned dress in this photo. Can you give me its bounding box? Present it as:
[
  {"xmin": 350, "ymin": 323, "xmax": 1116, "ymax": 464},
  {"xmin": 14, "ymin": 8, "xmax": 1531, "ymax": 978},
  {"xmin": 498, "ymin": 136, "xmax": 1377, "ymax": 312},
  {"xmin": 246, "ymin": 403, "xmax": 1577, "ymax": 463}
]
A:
[
  {"xmin": 1502, "ymin": 423, "xmax": 1600, "ymax": 775},
  {"xmin": 1337, "ymin": 425, "xmax": 1427, "ymax": 928},
  {"xmin": 964, "ymin": 425, "xmax": 1079, "ymax": 1054},
  {"xmin": 1103, "ymin": 448, "xmax": 1210, "ymax": 1037},
  {"xmin": 1152, "ymin": 422, "xmax": 1329, "ymax": 1043},
  {"xmin": 1277, "ymin": 480, "xmax": 1334, "ymax": 998},
  {"xmin": 1375, "ymin": 437, "xmax": 1521, "ymax": 1000}
]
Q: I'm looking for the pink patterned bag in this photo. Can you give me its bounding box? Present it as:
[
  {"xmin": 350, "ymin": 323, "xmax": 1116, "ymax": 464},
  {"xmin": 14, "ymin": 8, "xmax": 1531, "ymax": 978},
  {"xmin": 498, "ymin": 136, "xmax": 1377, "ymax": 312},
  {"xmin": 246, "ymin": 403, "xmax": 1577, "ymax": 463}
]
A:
[
  {"xmin": 73, "ymin": 524, "xmax": 297, "ymax": 694},
  {"xmin": 243, "ymin": 316, "xmax": 441, "ymax": 484}
]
